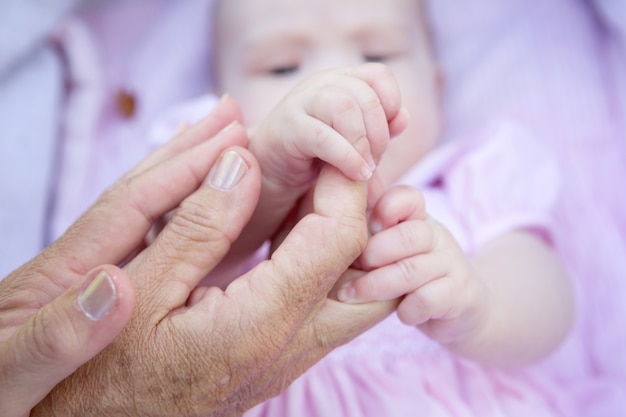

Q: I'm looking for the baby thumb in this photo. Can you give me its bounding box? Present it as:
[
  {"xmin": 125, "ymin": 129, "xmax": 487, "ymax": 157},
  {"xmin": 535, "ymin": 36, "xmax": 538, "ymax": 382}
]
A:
[{"xmin": 0, "ymin": 266, "xmax": 134, "ymax": 417}]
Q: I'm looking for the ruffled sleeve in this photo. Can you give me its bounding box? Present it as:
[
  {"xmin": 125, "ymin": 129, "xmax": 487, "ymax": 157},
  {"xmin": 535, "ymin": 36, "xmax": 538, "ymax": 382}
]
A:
[{"xmin": 441, "ymin": 121, "xmax": 561, "ymax": 254}]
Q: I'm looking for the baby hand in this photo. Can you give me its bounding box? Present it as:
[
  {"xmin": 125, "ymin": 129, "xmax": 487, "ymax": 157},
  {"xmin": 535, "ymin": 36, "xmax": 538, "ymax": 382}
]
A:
[
  {"xmin": 250, "ymin": 63, "xmax": 407, "ymax": 189},
  {"xmin": 338, "ymin": 185, "xmax": 489, "ymax": 346}
]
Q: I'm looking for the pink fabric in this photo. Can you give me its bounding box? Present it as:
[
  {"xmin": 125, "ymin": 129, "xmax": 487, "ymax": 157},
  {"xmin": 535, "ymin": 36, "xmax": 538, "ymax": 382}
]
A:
[
  {"xmin": 244, "ymin": 122, "xmax": 571, "ymax": 417},
  {"xmin": 427, "ymin": 1, "xmax": 626, "ymax": 415},
  {"xmin": 404, "ymin": 122, "xmax": 560, "ymax": 255},
  {"xmin": 50, "ymin": 0, "xmax": 216, "ymax": 240}
]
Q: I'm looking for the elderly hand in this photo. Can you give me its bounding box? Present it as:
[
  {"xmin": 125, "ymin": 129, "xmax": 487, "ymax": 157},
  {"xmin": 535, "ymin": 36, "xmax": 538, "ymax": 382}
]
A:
[
  {"xmin": 0, "ymin": 95, "xmax": 394, "ymax": 417},
  {"xmin": 0, "ymin": 96, "xmax": 246, "ymax": 416}
]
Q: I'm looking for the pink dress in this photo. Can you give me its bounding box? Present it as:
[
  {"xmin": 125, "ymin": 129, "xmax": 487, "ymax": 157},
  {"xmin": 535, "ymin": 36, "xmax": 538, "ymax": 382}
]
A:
[{"xmin": 240, "ymin": 121, "xmax": 572, "ymax": 417}]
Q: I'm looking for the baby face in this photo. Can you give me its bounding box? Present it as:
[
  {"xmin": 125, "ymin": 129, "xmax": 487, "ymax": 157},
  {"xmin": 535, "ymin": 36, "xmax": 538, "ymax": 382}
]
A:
[{"xmin": 213, "ymin": 0, "xmax": 441, "ymax": 185}]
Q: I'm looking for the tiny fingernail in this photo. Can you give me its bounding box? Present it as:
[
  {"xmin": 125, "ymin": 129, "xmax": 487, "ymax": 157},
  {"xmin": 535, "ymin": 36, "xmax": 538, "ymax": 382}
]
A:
[
  {"xmin": 207, "ymin": 150, "xmax": 248, "ymax": 190},
  {"xmin": 78, "ymin": 271, "xmax": 117, "ymax": 321},
  {"xmin": 337, "ymin": 284, "xmax": 357, "ymax": 303},
  {"xmin": 361, "ymin": 164, "xmax": 375, "ymax": 181},
  {"xmin": 369, "ymin": 219, "xmax": 383, "ymax": 235},
  {"xmin": 362, "ymin": 153, "xmax": 376, "ymax": 180}
]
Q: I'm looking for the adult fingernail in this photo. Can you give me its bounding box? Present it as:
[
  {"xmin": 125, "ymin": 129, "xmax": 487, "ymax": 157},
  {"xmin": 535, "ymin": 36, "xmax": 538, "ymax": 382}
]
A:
[
  {"xmin": 78, "ymin": 271, "xmax": 117, "ymax": 321},
  {"xmin": 207, "ymin": 150, "xmax": 248, "ymax": 190}
]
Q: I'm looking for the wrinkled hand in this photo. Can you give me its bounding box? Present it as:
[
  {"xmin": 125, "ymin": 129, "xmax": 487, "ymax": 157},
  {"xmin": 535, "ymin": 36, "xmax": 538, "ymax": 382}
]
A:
[
  {"xmin": 337, "ymin": 185, "xmax": 488, "ymax": 346},
  {"xmin": 0, "ymin": 97, "xmax": 248, "ymax": 417},
  {"xmin": 14, "ymin": 96, "xmax": 394, "ymax": 416},
  {"xmin": 0, "ymin": 266, "xmax": 135, "ymax": 417}
]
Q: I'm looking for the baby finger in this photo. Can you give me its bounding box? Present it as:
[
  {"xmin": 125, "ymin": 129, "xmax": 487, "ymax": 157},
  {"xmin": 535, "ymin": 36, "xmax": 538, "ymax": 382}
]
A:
[
  {"xmin": 304, "ymin": 87, "xmax": 374, "ymax": 180},
  {"xmin": 396, "ymin": 277, "xmax": 454, "ymax": 327},
  {"xmin": 359, "ymin": 219, "xmax": 435, "ymax": 270},
  {"xmin": 338, "ymin": 252, "xmax": 447, "ymax": 303}
]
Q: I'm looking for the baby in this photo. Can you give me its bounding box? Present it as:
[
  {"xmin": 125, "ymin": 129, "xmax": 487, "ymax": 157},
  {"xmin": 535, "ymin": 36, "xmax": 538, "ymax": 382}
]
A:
[{"xmin": 160, "ymin": 0, "xmax": 576, "ymax": 414}]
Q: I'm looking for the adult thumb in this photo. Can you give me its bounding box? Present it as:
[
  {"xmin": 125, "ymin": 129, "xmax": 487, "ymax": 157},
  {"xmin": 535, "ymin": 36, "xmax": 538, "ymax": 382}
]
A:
[{"xmin": 0, "ymin": 266, "xmax": 135, "ymax": 417}]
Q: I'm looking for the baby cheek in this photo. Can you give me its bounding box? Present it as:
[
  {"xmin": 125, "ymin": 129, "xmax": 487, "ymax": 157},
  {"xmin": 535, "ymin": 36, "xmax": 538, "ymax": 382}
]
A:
[{"xmin": 239, "ymin": 80, "xmax": 297, "ymax": 126}]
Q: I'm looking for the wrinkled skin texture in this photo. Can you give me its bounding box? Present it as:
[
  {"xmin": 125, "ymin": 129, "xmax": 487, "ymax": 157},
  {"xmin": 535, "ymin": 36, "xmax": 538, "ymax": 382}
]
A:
[
  {"xmin": 0, "ymin": 97, "xmax": 251, "ymax": 416},
  {"xmin": 17, "ymin": 97, "xmax": 395, "ymax": 417}
]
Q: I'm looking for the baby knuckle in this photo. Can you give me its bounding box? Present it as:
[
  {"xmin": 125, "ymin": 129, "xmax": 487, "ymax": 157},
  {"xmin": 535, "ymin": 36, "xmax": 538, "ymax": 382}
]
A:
[
  {"xmin": 411, "ymin": 288, "xmax": 433, "ymax": 312},
  {"xmin": 310, "ymin": 124, "xmax": 334, "ymax": 149},
  {"xmin": 398, "ymin": 222, "xmax": 421, "ymax": 252},
  {"xmin": 331, "ymin": 91, "xmax": 361, "ymax": 117},
  {"xmin": 361, "ymin": 89, "xmax": 383, "ymax": 114},
  {"xmin": 360, "ymin": 275, "xmax": 380, "ymax": 297},
  {"xmin": 396, "ymin": 258, "xmax": 419, "ymax": 286}
]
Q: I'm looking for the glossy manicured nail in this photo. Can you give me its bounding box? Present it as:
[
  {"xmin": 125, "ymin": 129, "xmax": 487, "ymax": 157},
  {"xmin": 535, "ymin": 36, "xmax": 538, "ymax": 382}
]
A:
[{"xmin": 78, "ymin": 271, "xmax": 117, "ymax": 321}]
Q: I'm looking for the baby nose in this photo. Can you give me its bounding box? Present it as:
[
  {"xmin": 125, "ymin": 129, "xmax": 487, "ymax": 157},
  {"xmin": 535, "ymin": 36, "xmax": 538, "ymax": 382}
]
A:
[{"xmin": 315, "ymin": 44, "xmax": 364, "ymax": 71}]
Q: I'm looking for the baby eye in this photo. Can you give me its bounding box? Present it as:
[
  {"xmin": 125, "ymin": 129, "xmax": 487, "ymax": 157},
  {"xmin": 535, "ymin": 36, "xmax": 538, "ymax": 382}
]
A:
[
  {"xmin": 269, "ymin": 65, "xmax": 299, "ymax": 76},
  {"xmin": 363, "ymin": 55, "xmax": 388, "ymax": 63}
]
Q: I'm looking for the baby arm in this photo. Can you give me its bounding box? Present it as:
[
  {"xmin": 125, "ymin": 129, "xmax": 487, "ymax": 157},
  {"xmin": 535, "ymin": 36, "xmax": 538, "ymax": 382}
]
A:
[{"xmin": 338, "ymin": 185, "xmax": 575, "ymax": 368}]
